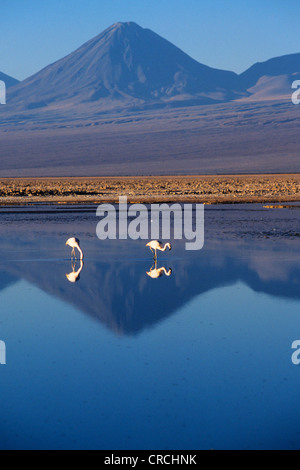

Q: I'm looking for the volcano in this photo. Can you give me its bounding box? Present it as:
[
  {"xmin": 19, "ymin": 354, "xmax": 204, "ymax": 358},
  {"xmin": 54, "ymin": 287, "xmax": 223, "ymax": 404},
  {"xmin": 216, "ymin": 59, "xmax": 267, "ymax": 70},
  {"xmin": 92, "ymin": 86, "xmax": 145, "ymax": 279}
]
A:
[{"xmin": 7, "ymin": 22, "xmax": 243, "ymax": 111}]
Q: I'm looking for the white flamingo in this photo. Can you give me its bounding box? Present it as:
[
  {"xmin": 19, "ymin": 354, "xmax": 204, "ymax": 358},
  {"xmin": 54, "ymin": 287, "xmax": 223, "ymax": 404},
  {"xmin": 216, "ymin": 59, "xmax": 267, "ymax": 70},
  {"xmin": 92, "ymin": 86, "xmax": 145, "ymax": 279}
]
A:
[
  {"xmin": 66, "ymin": 237, "xmax": 84, "ymax": 260},
  {"xmin": 146, "ymin": 240, "xmax": 172, "ymax": 259}
]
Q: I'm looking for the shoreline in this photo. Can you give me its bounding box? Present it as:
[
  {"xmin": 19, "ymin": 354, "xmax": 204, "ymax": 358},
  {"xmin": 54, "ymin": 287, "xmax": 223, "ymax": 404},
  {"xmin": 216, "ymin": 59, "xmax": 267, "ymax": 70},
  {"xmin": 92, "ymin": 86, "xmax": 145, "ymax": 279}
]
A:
[{"xmin": 0, "ymin": 174, "xmax": 300, "ymax": 206}]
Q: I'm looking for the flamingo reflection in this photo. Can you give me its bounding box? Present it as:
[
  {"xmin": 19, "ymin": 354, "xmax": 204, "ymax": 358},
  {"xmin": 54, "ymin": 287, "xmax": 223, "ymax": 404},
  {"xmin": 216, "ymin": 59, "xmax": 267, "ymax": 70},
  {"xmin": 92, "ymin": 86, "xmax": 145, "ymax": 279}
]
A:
[
  {"xmin": 146, "ymin": 260, "xmax": 172, "ymax": 279},
  {"xmin": 66, "ymin": 260, "xmax": 84, "ymax": 283}
]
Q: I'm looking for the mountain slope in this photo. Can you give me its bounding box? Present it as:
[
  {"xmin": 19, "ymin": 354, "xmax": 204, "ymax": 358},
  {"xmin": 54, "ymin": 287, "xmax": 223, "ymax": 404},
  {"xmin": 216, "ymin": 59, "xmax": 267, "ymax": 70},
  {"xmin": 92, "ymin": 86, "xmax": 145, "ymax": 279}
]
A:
[
  {"xmin": 0, "ymin": 71, "xmax": 19, "ymax": 88},
  {"xmin": 239, "ymin": 53, "xmax": 300, "ymax": 100},
  {"xmin": 240, "ymin": 53, "xmax": 300, "ymax": 88},
  {"xmin": 7, "ymin": 22, "xmax": 243, "ymax": 110}
]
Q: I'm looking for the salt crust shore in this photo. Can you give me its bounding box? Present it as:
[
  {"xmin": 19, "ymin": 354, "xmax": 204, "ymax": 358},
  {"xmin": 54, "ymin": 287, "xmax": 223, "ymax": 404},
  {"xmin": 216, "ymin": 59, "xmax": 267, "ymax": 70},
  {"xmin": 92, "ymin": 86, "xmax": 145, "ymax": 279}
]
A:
[{"xmin": 0, "ymin": 174, "xmax": 300, "ymax": 205}]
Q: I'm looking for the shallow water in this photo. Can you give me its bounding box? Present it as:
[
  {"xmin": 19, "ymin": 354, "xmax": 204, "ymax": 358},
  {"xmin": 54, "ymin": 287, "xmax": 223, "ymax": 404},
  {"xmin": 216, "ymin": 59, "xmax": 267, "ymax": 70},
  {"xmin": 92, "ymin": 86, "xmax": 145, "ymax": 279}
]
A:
[{"xmin": 0, "ymin": 204, "xmax": 300, "ymax": 450}]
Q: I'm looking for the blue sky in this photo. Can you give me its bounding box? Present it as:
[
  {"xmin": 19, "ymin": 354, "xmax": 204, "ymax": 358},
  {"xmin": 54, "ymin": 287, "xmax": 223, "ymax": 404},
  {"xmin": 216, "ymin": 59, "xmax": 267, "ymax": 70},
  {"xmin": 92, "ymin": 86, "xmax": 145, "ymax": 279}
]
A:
[{"xmin": 1, "ymin": 0, "xmax": 299, "ymax": 80}]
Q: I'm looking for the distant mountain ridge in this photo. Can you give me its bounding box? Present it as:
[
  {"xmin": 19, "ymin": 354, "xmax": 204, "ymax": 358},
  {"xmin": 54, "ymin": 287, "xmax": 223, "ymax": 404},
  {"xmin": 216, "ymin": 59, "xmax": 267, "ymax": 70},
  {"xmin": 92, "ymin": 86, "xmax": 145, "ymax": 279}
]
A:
[
  {"xmin": 238, "ymin": 52, "xmax": 300, "ymax": 101},
  {"xmin": 240, "ymin": 53, "xmax": 300, "ymax": 89},
  {"xmin": 3, "ymin": 22, "xmax": 300, "ymax": 111}
]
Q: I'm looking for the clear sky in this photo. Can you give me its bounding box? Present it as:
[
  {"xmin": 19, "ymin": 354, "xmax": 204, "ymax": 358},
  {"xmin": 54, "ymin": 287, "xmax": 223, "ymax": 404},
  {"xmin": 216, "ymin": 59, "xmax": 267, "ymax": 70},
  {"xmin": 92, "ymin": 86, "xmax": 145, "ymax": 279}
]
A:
[{"xmin": 1, "ymin": 0, "xmax": 299, "ymax": 80}]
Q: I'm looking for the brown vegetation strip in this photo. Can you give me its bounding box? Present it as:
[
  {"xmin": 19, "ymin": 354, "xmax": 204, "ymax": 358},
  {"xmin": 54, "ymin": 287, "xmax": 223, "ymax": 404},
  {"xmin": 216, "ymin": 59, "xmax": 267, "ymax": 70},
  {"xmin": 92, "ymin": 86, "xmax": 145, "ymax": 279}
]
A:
[{"xmin": 0, "ymin": 174, "xmax": 300, "ymax": 205}]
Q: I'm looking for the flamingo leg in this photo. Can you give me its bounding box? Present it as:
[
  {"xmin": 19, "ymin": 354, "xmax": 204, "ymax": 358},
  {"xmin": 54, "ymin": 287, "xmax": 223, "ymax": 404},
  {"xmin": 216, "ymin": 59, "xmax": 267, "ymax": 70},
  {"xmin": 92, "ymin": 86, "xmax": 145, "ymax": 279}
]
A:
[{"xmin": 150, "ymin": 247, "xmax": 155, "ymax": 257}]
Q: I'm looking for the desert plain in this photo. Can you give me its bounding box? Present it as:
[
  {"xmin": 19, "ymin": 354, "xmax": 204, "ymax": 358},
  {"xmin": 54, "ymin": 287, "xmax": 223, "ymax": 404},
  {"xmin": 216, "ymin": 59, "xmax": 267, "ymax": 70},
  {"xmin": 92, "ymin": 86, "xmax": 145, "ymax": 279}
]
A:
[{"xmin": 0, "ymin": 174, "xmax": 300, "ymax": 206}]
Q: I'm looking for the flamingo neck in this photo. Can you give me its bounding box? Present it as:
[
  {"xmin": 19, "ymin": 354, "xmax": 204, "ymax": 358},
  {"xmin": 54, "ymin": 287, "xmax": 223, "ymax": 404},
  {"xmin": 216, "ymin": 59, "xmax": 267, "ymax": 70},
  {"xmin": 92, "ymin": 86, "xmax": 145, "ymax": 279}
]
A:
[
  {"xmin": 78, "ymin": 247, "xmax": 84, "ymax": 260},
  {"xmin": 162, "ymin": 267, "xmax": 172, "ymax": 276}
]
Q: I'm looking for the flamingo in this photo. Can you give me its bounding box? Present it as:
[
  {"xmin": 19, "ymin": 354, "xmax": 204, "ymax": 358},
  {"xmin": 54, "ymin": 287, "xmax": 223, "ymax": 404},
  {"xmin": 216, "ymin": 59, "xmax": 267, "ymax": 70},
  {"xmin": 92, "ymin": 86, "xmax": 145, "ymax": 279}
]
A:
[
  {"xmin": 66, "ymin": 237, "xmax": 84, "ymax": 260},
  {"xmin": 146, "ymin": 240, "xmax": 172, "ymax": 259}
]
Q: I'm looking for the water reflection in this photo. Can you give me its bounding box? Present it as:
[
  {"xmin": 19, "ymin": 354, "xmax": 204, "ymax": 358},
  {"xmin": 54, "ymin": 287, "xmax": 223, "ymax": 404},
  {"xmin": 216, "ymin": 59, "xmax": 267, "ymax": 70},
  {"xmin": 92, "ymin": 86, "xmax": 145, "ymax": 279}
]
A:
[
  {"xmin": 1, "ymin": 204, "xmax": 300, "ymax": 450},
  {"xmin": 66, "ymin": 260, "xmax": 84, "ymax": 283},
  {"xmin": 0, "ymin": 204, "xmax": 300, "ymax": 337},
  {"xmin": 146, "ymin": 260, "xmax": 172, "ymax": 279},
  {"xmin": 1, "ymin": 236, "xmax": 300, "ymax": 336}
]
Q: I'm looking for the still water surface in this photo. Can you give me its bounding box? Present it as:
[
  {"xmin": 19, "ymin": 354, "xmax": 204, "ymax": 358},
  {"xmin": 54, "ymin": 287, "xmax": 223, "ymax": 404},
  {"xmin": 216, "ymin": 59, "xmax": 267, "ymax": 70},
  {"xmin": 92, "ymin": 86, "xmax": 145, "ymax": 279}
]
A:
[{"xmin": 0, "ymin": 204, "xmax": 300, "ymax": 450}]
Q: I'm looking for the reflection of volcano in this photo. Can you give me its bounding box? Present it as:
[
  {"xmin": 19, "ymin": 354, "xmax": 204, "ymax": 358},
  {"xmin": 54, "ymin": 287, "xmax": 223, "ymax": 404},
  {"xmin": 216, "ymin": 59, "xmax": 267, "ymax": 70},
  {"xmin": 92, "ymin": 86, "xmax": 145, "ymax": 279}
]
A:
[
  {"xmin": 0, "ymin": 205, "xmax": 300, "ymax": 336},
  {"xmin": 1, "ymin": 237, "xmax": 300, "ymax": 336},
  {"xmin": 0, "ymin": 271, "xmax": 19, "ymax": 292}
]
